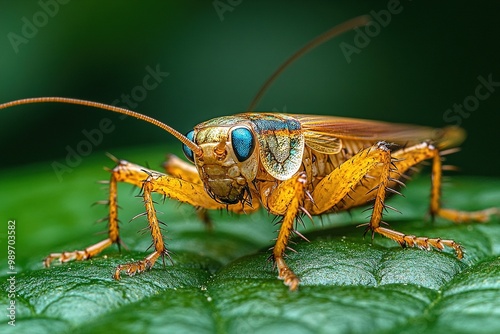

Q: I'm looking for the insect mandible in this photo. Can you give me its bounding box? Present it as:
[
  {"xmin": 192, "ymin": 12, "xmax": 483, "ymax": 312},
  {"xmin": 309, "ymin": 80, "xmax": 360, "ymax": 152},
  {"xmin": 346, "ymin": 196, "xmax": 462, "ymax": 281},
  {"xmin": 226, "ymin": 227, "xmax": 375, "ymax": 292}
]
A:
[{"xmin": 1, "ymin": 16, "xmax": 498, "ymax": 290}]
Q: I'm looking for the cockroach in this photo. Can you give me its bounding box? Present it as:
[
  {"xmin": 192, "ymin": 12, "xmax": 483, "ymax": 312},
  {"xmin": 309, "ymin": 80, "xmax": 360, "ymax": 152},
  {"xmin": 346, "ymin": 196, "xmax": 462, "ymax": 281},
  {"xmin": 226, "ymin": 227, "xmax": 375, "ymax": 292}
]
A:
[{"xmin": 1, "ymin": 16, "xmax": 497, "ymax": 290}]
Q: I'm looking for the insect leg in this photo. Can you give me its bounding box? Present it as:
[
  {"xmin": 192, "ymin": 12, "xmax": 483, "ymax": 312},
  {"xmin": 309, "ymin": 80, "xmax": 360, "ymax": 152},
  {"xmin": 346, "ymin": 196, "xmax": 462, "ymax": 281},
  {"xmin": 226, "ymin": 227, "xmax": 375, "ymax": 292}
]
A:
[
  {"xmin": 362, "ymin": 143, "xmax": 464, "ymax": 259},
  {"xmin": 266, "ymin": 172, "xmax": 308, "ymax": 291},
  {"xmin": 162, "ymin": 154, "xmax": 203, "ymax": 185},
  {"xmin": 428, "ymin": 147, "xmax": 499, "ymax": 223},
  {"xmin": 307, "ymin": 142, "xmax": 465, "ymax": 258},
  {"xmin": 387, "ymin": 142, "xmax": 498, "ymax": 223},
  {"xmin": 307, "ymin": 142, "xmax": 394, "ymax": 215},
  {"xmin": 113, "ymin": 171, "xmax": 168, "ymax": 279},
  {"xmin": 44, "ymin": 156, "xmax": 251, "ymax": 272},
  {"xmin": 43, "ymin": 159, "xmax": 144, "ymax": 267},
  {"xmin": 162, "ymin": 154, "xmax": 212, "ymax": 229},
  {"xmin": 113, "ymin": 166, "xmax": 259, "ymax": 279}
]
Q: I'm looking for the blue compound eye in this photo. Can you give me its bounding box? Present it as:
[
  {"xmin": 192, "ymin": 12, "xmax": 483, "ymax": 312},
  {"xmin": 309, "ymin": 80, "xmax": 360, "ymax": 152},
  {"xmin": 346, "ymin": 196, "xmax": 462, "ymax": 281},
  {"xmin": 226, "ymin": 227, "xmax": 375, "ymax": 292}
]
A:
[
  {"xmin": 231, "ymin": 127, "xmax": 255, "ymax": 162},
  {"xmin": 182, "ymin": 130, "xmax": 195, "ymax": 162}
]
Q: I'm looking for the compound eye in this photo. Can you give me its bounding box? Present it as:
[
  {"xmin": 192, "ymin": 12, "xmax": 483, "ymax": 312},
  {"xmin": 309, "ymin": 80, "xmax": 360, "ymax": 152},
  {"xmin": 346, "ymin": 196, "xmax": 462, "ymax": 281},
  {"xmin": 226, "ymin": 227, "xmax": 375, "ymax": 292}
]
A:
[
  {"xmin": 182, "ymin": 130, "xmax": 196, "ymax": 162},
  {"xmin": 231, "ymin": 127, "xmax": 255, "ymax": 162}
]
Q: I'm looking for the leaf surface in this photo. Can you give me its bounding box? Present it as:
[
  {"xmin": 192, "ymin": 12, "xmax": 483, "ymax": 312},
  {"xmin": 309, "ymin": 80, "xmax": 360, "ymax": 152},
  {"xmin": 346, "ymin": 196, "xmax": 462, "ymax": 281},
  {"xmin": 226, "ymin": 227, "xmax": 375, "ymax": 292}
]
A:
[{"xmin": 1, "ymin": 146, "xmax": 499, "ymax": 334}]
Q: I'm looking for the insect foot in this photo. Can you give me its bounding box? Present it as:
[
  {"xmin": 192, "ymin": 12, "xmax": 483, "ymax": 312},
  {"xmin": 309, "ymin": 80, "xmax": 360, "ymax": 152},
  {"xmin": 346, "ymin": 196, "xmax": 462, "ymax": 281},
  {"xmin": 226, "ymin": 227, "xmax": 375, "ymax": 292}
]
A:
[
  {"xmin": 369, "ymin": 226, "xmax": 464, "ymax": 259},
  {"xmin": 114, "ymin": 260, "xmax": 152, "ymax": 280},
  {"xmin": 44, "ymin": 251, "xmax": 89, "ymax": 267},
  {"xmin": 276, "ymin": 258, "xmax": 300, "ymax": 291},
  {"xmin": 437, "ymin": 207, "xmax": 500, "ymax": 224},
  {"xmin": 43, "ymin": 239, "xmax": 114, "ymax": 267},
  {"xmin": 114, "ymin": 250, "xmax": 165, "ymax": 280}
]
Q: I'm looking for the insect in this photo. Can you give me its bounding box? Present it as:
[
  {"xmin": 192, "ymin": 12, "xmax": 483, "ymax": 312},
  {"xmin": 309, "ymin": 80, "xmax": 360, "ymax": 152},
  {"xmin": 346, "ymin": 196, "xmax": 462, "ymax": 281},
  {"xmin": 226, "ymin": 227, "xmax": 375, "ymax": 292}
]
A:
[{"xmin": 1, "ymin": 16, "xmax": 497, "ymax": 291}]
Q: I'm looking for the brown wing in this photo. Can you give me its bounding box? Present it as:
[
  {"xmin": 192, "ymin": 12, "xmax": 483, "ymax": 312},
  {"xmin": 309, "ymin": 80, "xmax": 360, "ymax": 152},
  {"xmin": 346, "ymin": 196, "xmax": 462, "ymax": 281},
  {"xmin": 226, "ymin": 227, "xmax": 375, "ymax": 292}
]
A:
[{"xmin": 295, "ymin": 114, "xmax": 465, "ymax": 152}]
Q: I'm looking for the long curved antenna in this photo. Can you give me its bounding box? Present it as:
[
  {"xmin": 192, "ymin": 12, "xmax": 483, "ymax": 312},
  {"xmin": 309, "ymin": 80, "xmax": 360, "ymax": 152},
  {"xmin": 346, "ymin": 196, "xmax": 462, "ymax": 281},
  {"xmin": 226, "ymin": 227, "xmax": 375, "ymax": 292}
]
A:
[
  {"xmin": 247, "ymin": 15, "xmax": 371, "ymax": 112},
  {"xmin": 0, "ymin": 97, "xmax": 202, "ymax": 156}
]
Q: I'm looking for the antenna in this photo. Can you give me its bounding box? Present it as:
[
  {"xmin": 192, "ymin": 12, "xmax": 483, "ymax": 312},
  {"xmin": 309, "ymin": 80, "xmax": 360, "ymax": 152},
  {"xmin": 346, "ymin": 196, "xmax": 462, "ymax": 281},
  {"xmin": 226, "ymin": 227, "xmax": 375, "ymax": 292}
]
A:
[
  {"xmin": 0, "ymin": 16, "xmax": 371, "ymax": 154},
  {"xmin": 0, "ymin": 97, "xmax": 202, "ymax": 156},
  {"xmin": 247, "ymin": 15, "xmax": 371, "ymax": 112}
]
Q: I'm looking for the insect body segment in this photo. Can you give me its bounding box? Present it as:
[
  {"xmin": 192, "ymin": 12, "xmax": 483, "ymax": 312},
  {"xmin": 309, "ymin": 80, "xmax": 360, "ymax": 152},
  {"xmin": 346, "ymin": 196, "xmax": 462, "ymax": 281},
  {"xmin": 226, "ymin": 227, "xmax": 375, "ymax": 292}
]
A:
[
  {"xmin": 243, "ymin": 114, "xmax": 304, "ymax": 181},
  {"xmin": 188, "ymin": 116, "xmax": 259, "ymax": 205},
  {"xmin": 183, "ymin": 113, "xmax": 305, "ymax": 205}
]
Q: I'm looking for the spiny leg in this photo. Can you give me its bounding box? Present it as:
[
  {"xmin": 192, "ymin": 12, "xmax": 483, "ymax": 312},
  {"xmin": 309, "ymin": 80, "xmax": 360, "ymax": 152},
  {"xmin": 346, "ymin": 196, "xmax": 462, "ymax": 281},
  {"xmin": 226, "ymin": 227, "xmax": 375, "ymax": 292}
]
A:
[
  {"xmin": 113, "ymin": 167, "xmax": 259, "ymax": 279},
  {"xmin": 162, "ymin": 154, "xmax": 203, "ymax": 185},
  {"xmin": 44, "ymin": 161, "xmax": 129, "ymax": 267},
  {"xmin": 266, "ymin": 172, "xmax": 308, "ymax": 290},
  {"xmin": 44, "ymin": 156, "xmax": 249, "ymax": 271},
  {"xmin": 162, "ymin": 154, "xmax": 212, "ymax": 229},
  {"xmin": 428, "ymin": 147, "xmax": 499, "ymax": 223},
  {"xmin": 307, "ymin": 142, "xmax": 464, "ymax": 258},
  {"xmin": 114, "ymin": 173, "xmax": 169, "ymax": 279},
  {"xmin": 364, "ymin": 143, "xmax": 464, "ymax": 258},
  {"xmin": 307, "ymin": 142, "xmax": 396, "ymax": 215},
  {"xmin": 384, "ymin": 142, "xmax": 498, "ymax": 223}
]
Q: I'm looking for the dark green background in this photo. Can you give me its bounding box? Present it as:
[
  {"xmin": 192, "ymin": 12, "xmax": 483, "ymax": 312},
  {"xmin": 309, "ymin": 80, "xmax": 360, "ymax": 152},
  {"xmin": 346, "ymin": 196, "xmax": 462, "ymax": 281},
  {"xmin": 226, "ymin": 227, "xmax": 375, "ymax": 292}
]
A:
[{"xmin": 0, "ymin": 0, "xmax": 499, "ymax": 175}]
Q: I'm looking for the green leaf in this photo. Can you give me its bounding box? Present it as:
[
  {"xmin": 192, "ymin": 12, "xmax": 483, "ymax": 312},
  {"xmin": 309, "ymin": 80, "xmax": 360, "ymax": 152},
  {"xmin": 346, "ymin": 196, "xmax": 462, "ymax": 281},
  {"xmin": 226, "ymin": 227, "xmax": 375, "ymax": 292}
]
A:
[{"xmin": 1, "ymin": 145, "xmax": 499, "ymax": 334}]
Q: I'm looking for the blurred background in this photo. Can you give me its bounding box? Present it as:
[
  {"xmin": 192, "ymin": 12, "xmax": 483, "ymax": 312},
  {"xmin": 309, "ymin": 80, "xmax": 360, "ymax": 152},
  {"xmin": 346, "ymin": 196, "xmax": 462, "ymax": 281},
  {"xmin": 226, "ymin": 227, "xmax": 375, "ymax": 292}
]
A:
[{"xmin": 0, "ymin": 0, "xmax": 499, "ymax": 175}]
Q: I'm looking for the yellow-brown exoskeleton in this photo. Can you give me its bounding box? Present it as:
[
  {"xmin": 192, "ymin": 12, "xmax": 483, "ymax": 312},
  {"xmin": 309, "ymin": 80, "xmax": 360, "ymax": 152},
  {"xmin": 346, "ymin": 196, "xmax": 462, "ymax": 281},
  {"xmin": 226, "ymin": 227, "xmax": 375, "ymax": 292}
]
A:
[{"xmin": 0, "ymin": 16, "xmax": 497, "ymax": 290}]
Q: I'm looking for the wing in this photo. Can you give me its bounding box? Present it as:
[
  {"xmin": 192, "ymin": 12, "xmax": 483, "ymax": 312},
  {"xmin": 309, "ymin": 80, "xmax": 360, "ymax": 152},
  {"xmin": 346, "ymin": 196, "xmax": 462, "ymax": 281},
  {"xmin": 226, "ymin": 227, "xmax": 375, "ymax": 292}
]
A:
[{"xmin": 295, "ymin": 115, "xmax": 465, "ymax": 154}]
